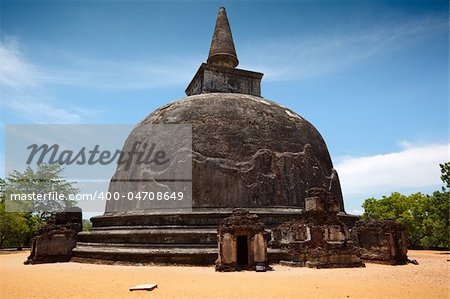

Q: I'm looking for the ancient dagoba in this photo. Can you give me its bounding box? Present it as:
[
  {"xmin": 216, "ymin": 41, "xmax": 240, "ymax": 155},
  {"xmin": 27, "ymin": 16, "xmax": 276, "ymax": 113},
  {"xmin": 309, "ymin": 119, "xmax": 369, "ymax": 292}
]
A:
[{"xmin": 73, "ymin": 7, "xmax": 358, "ymax": 266}]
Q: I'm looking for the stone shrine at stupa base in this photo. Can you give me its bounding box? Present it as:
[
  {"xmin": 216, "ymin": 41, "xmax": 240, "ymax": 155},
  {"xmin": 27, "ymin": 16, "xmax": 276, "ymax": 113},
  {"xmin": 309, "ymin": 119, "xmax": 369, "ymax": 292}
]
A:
[{"xmin": 72, "ymin": 7, "xmax": 365, "ymax": 268}]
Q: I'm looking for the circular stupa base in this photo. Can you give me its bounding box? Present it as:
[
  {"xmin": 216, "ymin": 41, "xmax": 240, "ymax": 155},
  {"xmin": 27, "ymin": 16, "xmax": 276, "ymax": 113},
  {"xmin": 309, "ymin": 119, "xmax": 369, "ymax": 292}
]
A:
[{"xmin": 72, "ymin": 208, "xmax": 358, "ymax": 265}]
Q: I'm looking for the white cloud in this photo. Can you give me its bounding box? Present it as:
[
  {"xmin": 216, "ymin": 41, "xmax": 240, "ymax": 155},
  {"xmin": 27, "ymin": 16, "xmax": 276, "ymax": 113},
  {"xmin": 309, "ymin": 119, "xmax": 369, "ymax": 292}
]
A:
[
  {"xmin": 239, "ymin": 16, "xmax": 447, "ymax": 81},
  {"xmin": 0, "ymin": 38, "xmax": 99, "ymax": 123},
  {"xmin": 0, "ymin": 36, "xmax": 200, "ymax": 125},
  {"xmin": 335, "ymin": 143, "xmax": 449, "ymax": 200},
  {"xmin": 0, "ymin": 37, "xmax": 40, "ymax": 87},
  {"xmin": 397, "ymin": 140, "xmax": 414, "ymax": 149},
  {"xmin": 0, "ymin": 36, "xmax": 200, "ymax": 91},
  {"xmin": 31, "ymin": 60, "xmax": 198, "ymax": 90},
  {"xmin": 4, "ymin": 96, "xmax": 83, "ymax": 123}
]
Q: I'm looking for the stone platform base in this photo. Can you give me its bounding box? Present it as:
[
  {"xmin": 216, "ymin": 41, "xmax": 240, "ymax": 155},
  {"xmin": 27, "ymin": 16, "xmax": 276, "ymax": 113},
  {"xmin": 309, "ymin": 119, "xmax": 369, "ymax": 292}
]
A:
[
  {"xmin": 73, "ymin": 246, "xmax": 218, "ymax": 265},
  {"xmin": 73, "ymin": 209, "xmax": 357, "ymax": 265}
]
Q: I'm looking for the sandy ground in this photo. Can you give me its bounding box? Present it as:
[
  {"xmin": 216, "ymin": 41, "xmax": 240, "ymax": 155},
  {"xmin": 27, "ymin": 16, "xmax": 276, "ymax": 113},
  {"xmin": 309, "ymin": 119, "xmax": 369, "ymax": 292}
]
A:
[{"xmin": 0, "ymin": 250, "xmax": 448, "ymax": 299}]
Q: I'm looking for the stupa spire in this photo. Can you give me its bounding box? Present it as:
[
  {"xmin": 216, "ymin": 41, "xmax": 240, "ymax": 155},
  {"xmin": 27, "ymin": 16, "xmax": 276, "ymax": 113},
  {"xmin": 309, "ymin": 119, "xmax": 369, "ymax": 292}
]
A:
[
  {"xmin": 185, "ymin": 7, "xmax": 263, "ymax": 96},
  {"xmin": 207, "ymin": 7, "xmax": 239, "ymax": 68}
]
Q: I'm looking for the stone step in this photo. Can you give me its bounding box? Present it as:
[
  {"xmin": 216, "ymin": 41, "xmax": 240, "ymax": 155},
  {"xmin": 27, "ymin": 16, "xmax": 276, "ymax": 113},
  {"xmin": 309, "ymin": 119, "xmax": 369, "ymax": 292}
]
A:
[
  {"xmin": 89, "ymin": 225, "xmax": 218, "ymax": 231},
  {"xmin": 76, "ymin": 242, "xmax": 216, "ymax": 249},
  {"xmin": 72, "ymin": 245, "xmax": 288, "ymax": 265},
  {"xmin": 77, "ymin": 228, "xmax": 218, "ymax": 245},
  {"xmin": 91, "ymin": 209, "xmax": 305, "ymax": 228},
  {"xmin": 72, "ymin": 245, "xmax": 218, "ymax": 265}
]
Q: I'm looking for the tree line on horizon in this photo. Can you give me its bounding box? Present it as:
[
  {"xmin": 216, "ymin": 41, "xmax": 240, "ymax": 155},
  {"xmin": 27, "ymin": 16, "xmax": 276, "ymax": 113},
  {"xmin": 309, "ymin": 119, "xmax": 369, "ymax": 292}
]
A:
[{"xmin": 0, "ymin": 162, "xmax": 449, "ymax": 249}]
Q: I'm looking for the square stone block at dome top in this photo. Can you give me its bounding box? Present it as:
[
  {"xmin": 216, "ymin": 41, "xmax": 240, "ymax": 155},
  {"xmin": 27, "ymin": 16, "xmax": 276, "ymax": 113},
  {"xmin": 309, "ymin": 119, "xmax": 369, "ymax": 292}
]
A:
[{"xmin": 185, "ymin": 63, "xmax": 263, "ymax": 97}]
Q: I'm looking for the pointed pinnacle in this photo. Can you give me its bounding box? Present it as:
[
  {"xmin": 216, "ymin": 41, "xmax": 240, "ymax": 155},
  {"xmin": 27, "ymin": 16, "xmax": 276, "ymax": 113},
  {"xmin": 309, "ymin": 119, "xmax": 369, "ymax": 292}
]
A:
[{"xmin": 207, "ymin": 7, "xmax": 239, "ymax": 68}]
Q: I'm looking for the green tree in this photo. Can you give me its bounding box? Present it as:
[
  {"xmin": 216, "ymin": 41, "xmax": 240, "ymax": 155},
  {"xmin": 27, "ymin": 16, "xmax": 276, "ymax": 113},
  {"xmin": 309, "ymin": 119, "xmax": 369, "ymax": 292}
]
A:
[
  {"xmin": 362, "ymin": 192, "xmax": 449, "ymax": 248},
  {"xmin": 362, "ymin": 163, "xmax": 450, "ymax": 248},
  {"xmin": 4, "ymin": 164, "xmax": 78, "ymax": 221},
  {"xmin": 0, "ymin": 164, "xmax": 79, "ymax": 247},
  {"xmin": 0, "ymin": 202, "xmax": 28, "ymax": 248},
  {"xmin": 82, "ymin": 219, "xmax": 92, "ymax": 231},
  {"xmin": 421, "ymin": 190, "xmax": 450, "ymax": 248},
  {"xmin": 440, "ymin": 162, "xmax": 450, "ymax": 189}
]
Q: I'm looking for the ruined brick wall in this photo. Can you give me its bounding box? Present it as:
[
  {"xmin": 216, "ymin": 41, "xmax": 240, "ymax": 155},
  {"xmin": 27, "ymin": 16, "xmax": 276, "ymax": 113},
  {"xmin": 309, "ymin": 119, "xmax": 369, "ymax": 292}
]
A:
[
  {"xmin": 268, "ymin": 188, "xmax": 363, "ymax": 268},
  {"xmin": 25, "ymin": 209, "xmax": 82, "ymax": 264},
  {"xmin": 352, "ymin": 219, "xmax": 408, "ymax": 265}
]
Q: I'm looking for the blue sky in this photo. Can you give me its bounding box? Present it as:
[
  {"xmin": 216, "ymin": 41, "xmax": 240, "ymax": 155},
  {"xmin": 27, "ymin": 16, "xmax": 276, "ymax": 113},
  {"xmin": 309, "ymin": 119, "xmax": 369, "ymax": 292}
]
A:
[{"xmin": 1, "ymin": 0, "xmax": 448, "ymax": 214}]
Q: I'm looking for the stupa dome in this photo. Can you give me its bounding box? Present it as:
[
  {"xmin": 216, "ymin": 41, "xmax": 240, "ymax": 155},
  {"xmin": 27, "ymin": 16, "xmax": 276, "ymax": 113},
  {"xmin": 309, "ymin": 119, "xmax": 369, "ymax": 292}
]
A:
[{"xmin": 106, "ymin": 93, "xmax": 343, "ymax": 212}]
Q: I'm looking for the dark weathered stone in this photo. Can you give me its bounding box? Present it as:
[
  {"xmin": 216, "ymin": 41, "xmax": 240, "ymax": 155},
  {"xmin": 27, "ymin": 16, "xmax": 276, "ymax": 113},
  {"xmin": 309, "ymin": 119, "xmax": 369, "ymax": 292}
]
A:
[
  {"xmin": 207, "ymin": 7, "xmax": 238, "ymax": 68},
  {"xmin": 216, "ymin": 209, "xmax": 268, "ymax": 271},
  {"xmin": 352, "ymin": 219, "xmax": 408, "ymax": 265},
  {"xmin": 25, "ymin": 209, "xmax": 82, "ymax": 264},
  {"xmin": 268, "ymin": 188, "xmax": 365, "ymax": 268},
  {"xmin": 55, "ymin": 207, "xmax": 82, "ymax": 232},
  {"xmin": 185, "ymin": 8, "xmax": 261, "ymax": 97},
  {"xmin": 73, "ymin": 209, "xmax": 299, "ymax": 265},
  {"xmin": 185, "ymin": 63, "xmax": 263, "ymax": 96},
  {"xmin": 271, "ymin": 218, "xmax": 364, "ymax": 268},
  {"xmin": 106, "ymin": 94, "xmax": 344, "ymax": 214},
  {"xmin": 25, "ymin": 227, "xmax": 77, "ymax": 264},
  {"xmin": 218, "ymin": 209, "xmax": 265, "ymax": 235}
]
